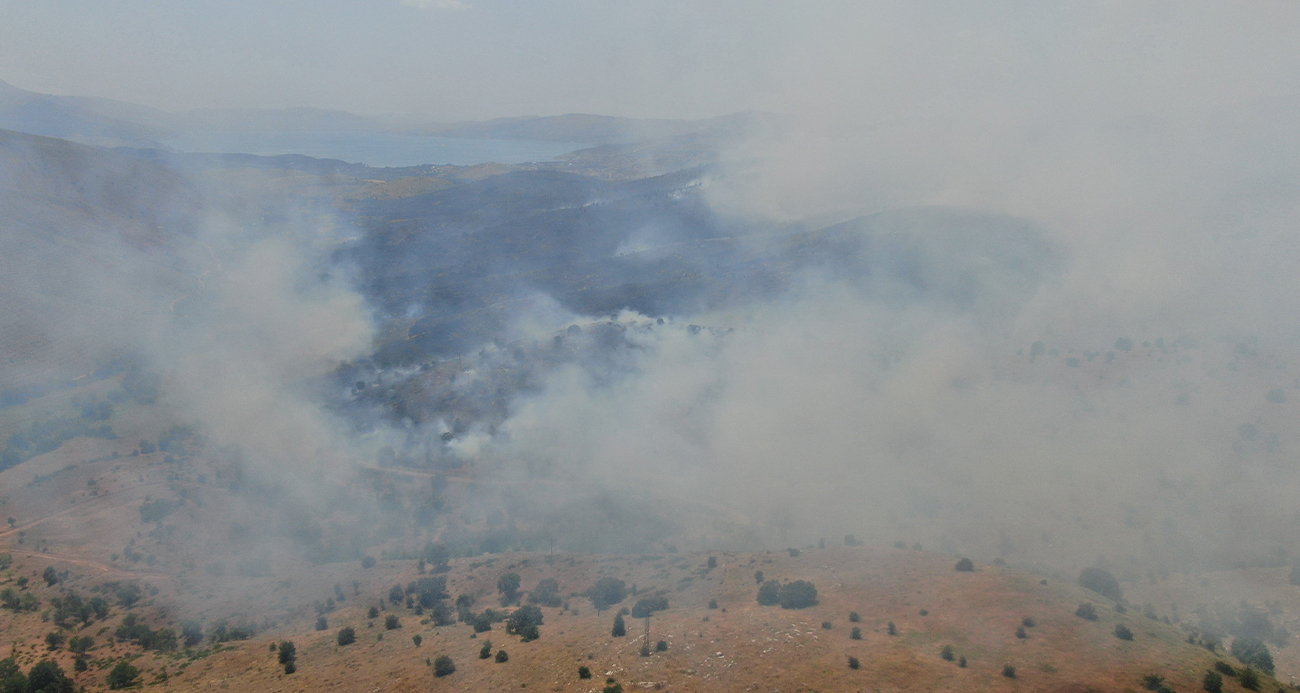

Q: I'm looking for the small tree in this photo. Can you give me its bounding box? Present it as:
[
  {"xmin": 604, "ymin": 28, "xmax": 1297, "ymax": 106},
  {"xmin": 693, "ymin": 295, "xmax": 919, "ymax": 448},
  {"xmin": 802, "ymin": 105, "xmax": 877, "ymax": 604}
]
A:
[
  {"xmin": 42, "ymin": 567, "xmax": 58, "ymax": 587},
  {"xmin": 1141, "ymin": 674, "xmax": 1165, "ymax": 690},
  {"xmin": 1076, "ymin": 603, "xmax": 1099, "ymax": 620},
  {"xmin": 1203, "ymin": 670, "xmax": 1223, "ymax": 693},
  {"xmin": 887, "ymin": 621, "xmax": 897, "ymax": 636},
  {"xmin": 45, "ymin": 631, "xmax": 63, "ymax": 650},
  {"xmin": 756, "ymin": 581, "xmax": 781, "ymax": 606},
  {"xmin": 850, "ymin": 627, "xmax": 862, "ymax": 640},
  {"xmin": 413, "ymin": 634, "xmax": 422, "ymax": 647},
  {"xmin": 578, "ymin": 666, "xmax": 592, "ymax": 679},
  {"xmin": 587, "ymin": 577, "xmax": 628, "ymax": 611},
  {"xmin": 337, "ymin": 627, "xmax": 356, "ymax": 646},
  {"xmin": 1015, "ymin": 626, "xmax": 1028, "ymax": 639},
  {"xmin": 107, "ymin": 661, "xmax": 140, "ymax": 689},
  {"xmin": 278, "ymin": 641, "xmax": 296, "ymax": 674},
  {"xmin": 941, "ymin": 645, "xmax": 955, "ymax": 661},
  {"xmin": 779, "ymin": 580, "xmax": 818, "ymax": 609},
  {"xmin": 1022, "ymin": 616, "xmax": 1036, "ymax": 627},
  {"xmin": 385, "ymin": 614, "xmax": 401, "ymax": 630},
  {"xmin": 707, "ymin": 556, "xmax": 718, "ymax": 570},
  {"xmin": 368, "ymin": 606, "xmax": 379, "ymax": 619},
  {"xmin": 1079, "ymin": 567, "xmax": 1123, "ymax": 601},
  {"xmin": 849, "ymin": 611, "xmax": 860, "ymax": 622},
  {"xmin": 479, "ymin": 640, "xmax": 492, "ymax": 659},
  {"xmin": 495, "ymin": 649, "xmax": 509, "ymax": 663},
  {"xmin": 847, "ymin": 656, "xmax": 860, "ymax": 670},
  {"xmin": 959, "ymin": 655, "xmax": 967, "ymax": 667},
  {"xmin": 612, "ymin": 613, "xmax": 626, "ymax": 637},
  {"xmin": 1231, "ymin": 638, "xmax": 1274, "ymax": 675},
  {"xmin": 1238, "ymin": 667, "xmax": 1260, "ymax": 691},
  {"xmin": 1289, "ymin": 564, "xmax": 1300, "ymax": 586},
  {"xmin": 954, "ymin": 558, "xmax": 975, "ymax": 572},
  {"xmin": 1115, "ymin": 624, "xmax": 1134, "ymax": 640},
  {"xmin": 361, "ymin": 556, "xmax": 376, "ymax": 569},
  {"xmin": 754, "ymin": 570, "xmax": 764, "ymax": 584},
  {"xmin": 656, "ymin": 640, "xmax": 667, "ymax": 651},
  {"xmin": 1002, "ymin": 664, "xmax": 1017, "ymax": 678},
  {"xmin": 497, "ymin": 573, "xmax": 522, "ymax": 605},
  {"xmin": 433, "ymin": 655, "xmax": 455, "ymax": 677},
  {"xmin": 315, "ymin": 615, "xmax": 328, "ymax": 631},
  {"xmin": 708, "ymin": 599, "xmax": 718, "ymax": 609}
]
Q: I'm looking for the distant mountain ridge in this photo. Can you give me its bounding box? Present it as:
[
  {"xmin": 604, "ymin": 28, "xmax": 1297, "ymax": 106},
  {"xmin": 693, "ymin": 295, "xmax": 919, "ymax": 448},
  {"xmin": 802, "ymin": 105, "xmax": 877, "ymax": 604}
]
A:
[{"xmin": 0, "ymin": 78, "xmax": 771, "ymax": 150}]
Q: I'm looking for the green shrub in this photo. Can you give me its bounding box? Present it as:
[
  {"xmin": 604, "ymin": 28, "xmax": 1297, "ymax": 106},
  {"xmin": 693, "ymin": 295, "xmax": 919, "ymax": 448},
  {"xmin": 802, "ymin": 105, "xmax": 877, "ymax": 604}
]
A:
[
  {"xmin": 1076, "ymin": 603, "xmax": 1098, "ymax": 620},
  {"xmin": 778, "ymin": 580, "xmax": 818, "ymax": 609},
  {"xmin": 495, "ymin": 649, "xmax": 508, "ymax": 663},
  {"xmin": 941, "ymin": 645, "xmax": 954, "ymax": 661},
  {"xmin": 887, "ymin": 621, "xmax": 897, "ymax": 635},
  {"xmin": 433, "ymin": 655, "xmax": 455, "ymax": 677},
  {"xmin": 1015, "ymin": 626, "xmax": 1028, "ymax": 639},
  {"xmin": 1231, "ymin": 637, "xmax": 1274, "ymax": 674},
  {"xmin": 656, "ymin": 640, "xmax": 667, "ymax": 652},
  {"xmin": 479, "ymin": 640, "xmax": 492, "ymax": 659},
  {"xmin": 315, "ymin": 616, "xmax": 328, "ymax": 631},
  {"xmin": 587, "ymin": 578, "xmax": 628, "ymax": 611},
  {"xmin": 578, "ymin": 666, "xmax": 592, "ymax": 679},
  {"xmin": 1022, "ymin": 616, "xmax": 1036, "ymax": 627},
  {"xmin": 756, "ymin": 581, "xmax": 781, "ymax": 606},
  {"xmin": 850, "ymin": 627, "xmax": 861, "ymax": 640},
  {"xmin": 337, "ymin": 627, "xmax": 356, "ymax": 646},
  {"xmin": 848, "ymin": 611, "xmax": 860, "ymax": 622},
  {"xmin": 954, "ymin": 558, "xmax": 975, "ymax": 572},
  {"xmin": 1141, "ymin": 674, "xmax": 1164, "ymax": 690},
  {"xmin": 1213, "ymin": 661, "xmax": 1235, "ymax": 677},
  {"xmin": 506, "ymin": 605, "xmax": 544, "ymax": 641},
  {"xmin": 1202, "ymin": 670, "xmax": 1223, "ymax": 693},
  {"xmin": 612, "ymin": 613, "xmax": 626, "ymax": 637},
  {"xmin": 847, "ymin": 656, "xmax": 860, "ymax": 670},
  {"xmin": 959, "ymin": 655, "xmax": 967, "ymax": 667},
  {"xmin": 821, "ymin": 621, "xmax": 832, "ymax": 630},
  {"xmin": 1238, "ymin": 667, "xmax": 1260, "ymax": 691},
  {"xmin": 1002, "ymin": 664, "xmax": 1016, "ymax": 678},
  {"xmin": 106, "ymin": 661, "xmax": 139, "ymax": 690},
  {"xmin": 1115, "ymin": 624, "xmax": 1134, "ymax": 640},
  {"xmin": 384, "ymin": 614, "xmax": 401, "ymax": 630}
]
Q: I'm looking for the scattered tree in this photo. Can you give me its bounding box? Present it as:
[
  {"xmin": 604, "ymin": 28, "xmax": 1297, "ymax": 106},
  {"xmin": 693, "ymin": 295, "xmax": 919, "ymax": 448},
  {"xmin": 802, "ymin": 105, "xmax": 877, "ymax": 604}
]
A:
[
  {"xmin": 497, "ymin": 573, "xmax": 522, "ymax": 605},
  {"xmin": 756, "ymin": 580, "xmax": 781, "ymax": 606},
  {"xmin": 779, "ymin": 580, "xmax": 818, "ymax": 609},
  {"xmin": 848, "ymin": 611, "xmax": 860, "ymax": 623},
  {"xmin": 1076, "ymin": 603, "xmax": 1099, "ymax": 620},
  {"xmin": 822, "ymin": 621, "xmax": 832, "ymax": 629},
  {"xmin": 384, "ymin": 614, "xmax": 401, "ymax": 630},
  {"xmin": 1203, "ymin": 669, "xmax": 1223, "ymax": 693},
  {"xmin": 44, "ymin": 631, "xmax": 63, "ymax": 650},
  {"xmin": 278, "ymin": 641, "xmax": 296, "ymax": 675},
  {"xmin": 528, "ymin": 578, "xmax": 562, "ymax": 607},
  {"xmin": 941, "ymin": 645, "xmax": 955, "ymax": 661},
  {"xmin": 1115, "ymin": 624, "xmax": 1134, "ymax": 640},
  {"xmin": 887, "ymin": 621, "xmax": 897, "ymax": 636},
  {"xmin": 495, "ymin": 649, "xmax": 509, "ymax": 663},
  {"xmin": 1002, "ymin": 664, "xmax": 1017, "ymax": 678},
  {"xmin": 578, "ymin": 666, "xmax": 592, "ymax": 679},
  {"xmin": 315, "ymin": 615, "xmax": 328, "ymax": 631},
  {"xmin": 367, "ymin": 606, "xmax": 379, "ymax": 619},
  {"xmin": 1230, "ymin": 637, "xmax": 1273, "ymax": 675},
  {"xmin": 337, "ymin": 627, "xmax": 356, "ymax": 646},
  {"xmin": 954, "ymin": 558, "xmax": 975, "ymax": 572},
  {"xmin": 42, "ymin": 566, "xmax": 58, "ymax": 587},
  {"xmin": 1015, "ymin": 626, "xmax": 1028, "ymax": 639},
  {"xmin": 413, "ymin": 634, "xmax": 422, "ymax": 647},
  {"xmin": 850, "ymin": 627, "xmax": 862, "ymax": 640},
  {"xmin": 707, "ymin": 556, "xmax": 718, "ymax": 570},
  {"xmin": 612, "ymin": 613, "xmax": 627, "ymax": 637},
  {"xmin": 959, "ymin": 655, "xmax": 967, "ymax": 667},
  {"xmin": 1238, "ymin": 667, "xmax": 1260, "ymax": 691},
  {"xmin": 656, "ymin": 640, "xmax": 667, "ymax": 652},
  {"xmin": 708, "ymin": 599, "xmax": 718, "ymax": 609},
  {"xmin": 1079, "ymin": 567, "xmax": 1123, "ymax": 601},
  {"xmin": 433, "ymin": 655, "xmax": 455, "ymax": 677},
  {"xmin": 479, "ymin": 640, "xmax": 493, "ymax": 659},
  {"xmin": 105, "ymin": 661, "xmax": 138, "ymax": 690},
  {"xmin": 1022, "ymin": 616, "xmax": 1036, "ymax": 627},
  {"xmin": 587, "ymin": 577, "xmax": 628, "ymax": 611},
  {"xmin": 1213, "ymin": 661, "xmax": 1236, "ymax": 677},
  {"xmin": 1141, "ymin": 674, "xmax": 1165, "ymax": 690},
  {"xmin": 754, "ymin": 570, "xmax": 764, "ymax": 584},
  {"xmin": 361, "ymin": 556, "xmax": 376, "ymax": 569},
  {"xmin": 847, "ymin": 656, "xmax": 860, "ymax": 670}
]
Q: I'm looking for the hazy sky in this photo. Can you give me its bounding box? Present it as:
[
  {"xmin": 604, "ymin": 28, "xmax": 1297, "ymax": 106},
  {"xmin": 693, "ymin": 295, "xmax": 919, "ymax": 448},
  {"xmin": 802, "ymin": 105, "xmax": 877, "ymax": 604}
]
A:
[{"xmin": 2, "ymin": 1, "xmax": 1298, "ymax": 121}]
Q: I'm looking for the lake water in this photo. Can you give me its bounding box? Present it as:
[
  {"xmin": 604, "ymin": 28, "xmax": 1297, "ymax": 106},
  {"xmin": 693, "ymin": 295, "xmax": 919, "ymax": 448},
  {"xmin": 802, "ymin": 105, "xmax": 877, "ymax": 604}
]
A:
[{"xmin": 161, "ymin": 130, "xmax": 587, "ymax": 167}]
